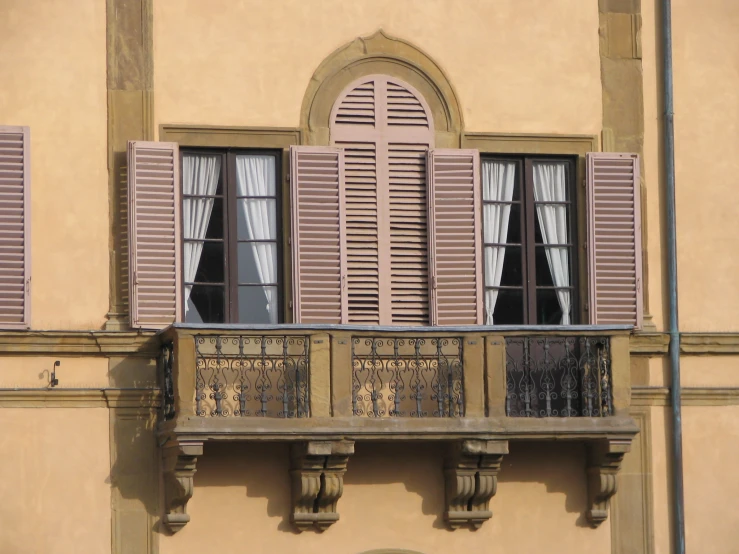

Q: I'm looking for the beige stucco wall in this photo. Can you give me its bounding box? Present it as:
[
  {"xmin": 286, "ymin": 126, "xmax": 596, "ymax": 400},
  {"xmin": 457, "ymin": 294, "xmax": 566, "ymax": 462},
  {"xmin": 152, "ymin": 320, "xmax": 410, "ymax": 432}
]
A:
[
  {"xmin": 153, "ymin": 0, "xmax": 602, "ymax": 136},
  {"xmin": 0, "ymin": 0, "xmax": 109, "ymax": 330},
  {"xmin": 671, "ymin": 0, "xmax": 739, "ymax": 331},
  {"xmin": 0, "ymin": 356, "xmax": 109, "ymax": 388},
  {"xmin": 161, "ymin": 441, "xmax": 608, "ymax": 554},
  {"xmin": 0, "ymin": 407, "xmax": 111, "ymax": 553},
  {"xmin": 683, "ymin": 406, "xmax": 739, "ymax": 553}
]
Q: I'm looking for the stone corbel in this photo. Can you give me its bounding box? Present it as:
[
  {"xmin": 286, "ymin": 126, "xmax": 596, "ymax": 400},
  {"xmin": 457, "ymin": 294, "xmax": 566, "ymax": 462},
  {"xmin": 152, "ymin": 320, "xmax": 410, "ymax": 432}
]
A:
[
  {"xmin": 444, "ymin": 439, "xmax": 508, "ymax": 529},
  {"xmin": 586, "ymin": 437, "xmax": 632, "ymax": 527},
  {"xmin": 162, "ymin": 439, "xmax": 203, "ymax": 534},
  {"xmin": 290, "ymin": 440, "xmax": 354, "ymax": 532}
]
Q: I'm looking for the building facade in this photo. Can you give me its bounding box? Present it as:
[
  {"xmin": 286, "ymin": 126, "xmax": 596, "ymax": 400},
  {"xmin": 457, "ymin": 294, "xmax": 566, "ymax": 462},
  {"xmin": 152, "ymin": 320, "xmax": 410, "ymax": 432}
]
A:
[{"xmin": 0, "ymin": 0, "xmax": 737, "ymax": 552}]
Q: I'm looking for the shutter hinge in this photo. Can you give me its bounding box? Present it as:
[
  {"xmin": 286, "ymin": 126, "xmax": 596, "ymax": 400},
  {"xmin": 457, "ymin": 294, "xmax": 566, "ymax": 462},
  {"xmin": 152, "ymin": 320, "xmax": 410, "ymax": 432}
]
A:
[
  {"xmin": 25, "ymin": 277, "xmax": 30, "ymax": 293},
  {"xmin": 289, "ymin": 300, "xmax": 293, "ymax": 309},
  {"xmin": 341, "ymin": 275, "xmax": 347, "ymax": 290},
  {"xmin": 582, "ymin": 178, "xmax": 586, "ymax": 189},
  {"xmin": 432, "ymin": 275, "xmax": 437, "ymax": 290},
  {"xmin": 584, "ymin": 301, "xmax": 589, "ymax": 312},
  {"xmin": 288, "ymin": 236, "xmax": 292, "ymax": 246}
]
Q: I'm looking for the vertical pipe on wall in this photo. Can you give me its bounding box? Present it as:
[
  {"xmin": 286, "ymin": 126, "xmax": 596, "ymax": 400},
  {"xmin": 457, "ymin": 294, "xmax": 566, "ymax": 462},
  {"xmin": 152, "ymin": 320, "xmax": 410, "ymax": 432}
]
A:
[{"xmin": 661, "ymin": 0, "xmax": 686, "ymax": 553}]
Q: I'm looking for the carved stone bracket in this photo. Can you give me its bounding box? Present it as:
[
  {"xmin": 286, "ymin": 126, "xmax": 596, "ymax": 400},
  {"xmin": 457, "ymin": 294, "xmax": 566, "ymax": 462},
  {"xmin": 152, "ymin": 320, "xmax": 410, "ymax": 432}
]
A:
[
  {"xmin": 162, "ymin": 440, "xmax": 203, "ymax": 534},
  {"xmin": 586, "ymin": 437, "xmax": 632, "ymax": 527},
  {"xmin": 290, "ymin": 440, "xmax": 354, "ymax": 532},
  {"xmin": 444, "ymin": 439, "xmax": 508, "ymax": 529}
]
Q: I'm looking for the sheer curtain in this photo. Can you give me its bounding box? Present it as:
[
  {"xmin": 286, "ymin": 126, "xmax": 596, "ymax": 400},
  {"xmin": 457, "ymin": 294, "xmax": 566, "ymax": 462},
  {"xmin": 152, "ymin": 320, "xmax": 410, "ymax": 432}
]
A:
[
  {"xmin": 532, "ymin": 162, "xmax": 571, "ymax": 325},
  {"xmin": 182, "ymin": 154, "xmax": 221, "ymax": 321},
  {"xmin": 235, "ymin": 155, "xmax": 278, "ymax": 323},
  {"xmin": 482, "ymin": 160, "xmax": 517, "ymax": 324}
]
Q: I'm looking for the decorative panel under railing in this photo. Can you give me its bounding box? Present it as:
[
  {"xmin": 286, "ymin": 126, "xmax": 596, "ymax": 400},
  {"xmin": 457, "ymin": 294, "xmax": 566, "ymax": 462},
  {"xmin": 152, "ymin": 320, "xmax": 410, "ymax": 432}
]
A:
[
  {"xmin": 352, "ymin": 336, "xmax": 464, "ymax": 418},
  {"xmin": 505, "ymin": 336, "xmax": 612, "ymax": 417},
  {"xmin": 194, "ymin": 335, "xmax": 310, "ymax": 418}
]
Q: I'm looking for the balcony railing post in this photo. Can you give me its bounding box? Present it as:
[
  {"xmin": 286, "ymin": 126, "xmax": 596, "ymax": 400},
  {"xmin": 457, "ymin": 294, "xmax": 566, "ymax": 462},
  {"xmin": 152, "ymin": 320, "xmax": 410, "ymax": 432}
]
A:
[
  {"xmin": 331, "ymin": 332, "xmax": 353, "ymax": 417},
  {"xmin": 309, "ymin": 333, "xmax": 331, "ymax": 418},
  {"xmin": 462, "ymin": 334, "xmax": 484, "ymax": 417},
  {"xmin": 609, "ymin": 333, "xmax": 631, "ymax": 416},
  {"xmin": 173, "ymin": 332, "xmax": 197, "ymax": 418},
  {"xmin": 485, "ymin": 335, "xmax": 506, "ymax": 417}
]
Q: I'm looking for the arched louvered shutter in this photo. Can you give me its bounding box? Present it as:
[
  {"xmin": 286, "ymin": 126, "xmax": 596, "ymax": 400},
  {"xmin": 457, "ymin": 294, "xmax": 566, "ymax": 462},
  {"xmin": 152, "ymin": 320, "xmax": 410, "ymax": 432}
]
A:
[
  {"xmin": 331, "ymin": 75, "xmax": 434, "ymax": 325},
  {"xmin": 586, "ymin": 152, "xmax": 643, "ymax": 328},
  {"xmin": 427, "ymin": 149, "xmax": 483, "ymax": 325},
  {"xmin": 128, "ymin": 141, "xmax": 181, "ymax": 329},
  {"xmin": 290, "ymin": 146, "xmax": 348, "ymax": 323},
  {"xmin": 0, "ymin": 126, "xmax": 31, "ymax": 329}
]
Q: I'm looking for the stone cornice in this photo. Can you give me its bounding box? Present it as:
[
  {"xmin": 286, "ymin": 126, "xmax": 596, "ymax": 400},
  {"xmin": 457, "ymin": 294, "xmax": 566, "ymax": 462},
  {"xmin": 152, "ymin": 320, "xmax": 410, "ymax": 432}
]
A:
[
  {"xmin": 0, "ymin": 388, "xmax": 161, "ymax": 408},
  {"xmin": 631, "ymin": 386, "xmax": 739, "ymax": 406},
  {"xmin": 0, "ymin": 331, "xmax": 158, "ymax": 357},
  {"xmin": 630, "ymin": 332, "xmax": 739, "ymax": 356}
]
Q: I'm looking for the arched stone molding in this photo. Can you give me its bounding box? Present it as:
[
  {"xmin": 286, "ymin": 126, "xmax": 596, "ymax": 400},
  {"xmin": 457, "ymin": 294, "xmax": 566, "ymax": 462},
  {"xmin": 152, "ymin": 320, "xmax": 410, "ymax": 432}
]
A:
[{"xmin": 300, "ymin": 30, "xmax": 463, "ymax": 148}]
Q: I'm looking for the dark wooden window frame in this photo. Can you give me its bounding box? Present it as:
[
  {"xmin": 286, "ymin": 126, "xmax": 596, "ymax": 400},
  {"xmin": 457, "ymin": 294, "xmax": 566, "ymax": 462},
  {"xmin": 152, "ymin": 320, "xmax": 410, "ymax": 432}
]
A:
[
  {"xmin": 482, "ymin": 154, "xmax": 579, "ymax": 325},
  {"xmin": 180, "ymin": 147, "xmax": 283, "ymax": 324}
]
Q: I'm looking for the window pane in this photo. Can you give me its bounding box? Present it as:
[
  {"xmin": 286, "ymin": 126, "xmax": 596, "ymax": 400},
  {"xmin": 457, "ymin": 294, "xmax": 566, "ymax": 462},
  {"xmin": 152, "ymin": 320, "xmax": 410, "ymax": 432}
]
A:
[
  {"xmin": 485, "ymin": 246, "xmax": 522, "ymax": 287},
  {"xmin": 182, "ymin": 153, "xmax": 222, "ymax": 195},
  {"xmin": 483, "ymin": 203, "xmax": 520, "ymax": 245},
  {"xmin": 183, "ymin": 198, "xmax": 224, "ymax": 240},
  {"xmin": 237, "ymin": 242, "xmax": 277, "ymax": 285},
  {"xmin": 236, "ymin": 199, "xmax": 277, "ymax": 240},
  {"xmin": 482, "ymin": 160, "xmax": 518, "ymax": 202},
  {"xmin": 535, "ymin": 246, "xmax": 571, "ymax": 288},
  {"xmin": 185, "ymin": 241, "xmax": 225, "ymax": 284},
  {"xmin": 234, "ymin": 154, "xmax": 277, "ymax": 197},
  {"xmin": 185, "ymin": 285, "xmax": 225, "ymax": 324},
  {"xmin": 536, "ymin": 288, "xmax": 572, "ymax": 325},
  {"xmin": 534, "ymin": 204, "xmax": 569, "ymax": 245},
  {"xmin": 487, "ymin": 288, "xmax": 524, "ymax": 325},
  {"xmin": 238, "ymin": 285, "xmax": 278, "ymax": 324}
]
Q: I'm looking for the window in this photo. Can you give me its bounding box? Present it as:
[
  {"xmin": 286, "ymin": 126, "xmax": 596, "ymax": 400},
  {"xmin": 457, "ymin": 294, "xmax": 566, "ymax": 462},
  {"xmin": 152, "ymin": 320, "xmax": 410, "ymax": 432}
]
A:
[
  {"xmin": 482, "ymin": 156, "xmax": 577, "ymax": 325},
  {"xmin": 181, "ymin": 149, "xmax": 281, "ymax": 324}
]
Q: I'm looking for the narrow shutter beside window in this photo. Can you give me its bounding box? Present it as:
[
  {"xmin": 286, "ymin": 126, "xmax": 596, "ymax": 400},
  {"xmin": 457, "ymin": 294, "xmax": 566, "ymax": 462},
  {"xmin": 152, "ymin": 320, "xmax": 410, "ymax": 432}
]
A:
[
  {"xmin": 290, "ymin": 146, "xmax": 347, "ymax": 323},
  {"xmin": 0, "ymin": 126, "xmax": 30, "ymax": 328},
  {"xmin": 586, "ymin": 152, "xmax": 643, "ymax": 327},
  {"xmin": 427, "ymin": 149, "xmax": 483, "ymax": 325},
  {"xmin": 128, "ymin": 140, "xmax": 181, "ymax": 329}
]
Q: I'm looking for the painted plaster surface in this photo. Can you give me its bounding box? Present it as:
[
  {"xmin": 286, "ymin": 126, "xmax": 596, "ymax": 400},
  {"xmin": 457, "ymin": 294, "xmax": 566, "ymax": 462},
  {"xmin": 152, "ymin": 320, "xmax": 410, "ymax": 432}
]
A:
[
  {"xmin": 0, "ymin": 408, "xmax": 111, "ymax": 553},
  {"xmin": 680, "ymin": 356, "xmax": 739, "ymax": 388},
  {"xmin": 0, "ymin": 356, "xmax": 109, "ymax": 388},
  {"xmin": 153, "ymin": 0, "xmax": 602, "ymax": 136},
  {"xmin": 161, "ymin": 442, "xmax": 608, "ymax": 554},
  {"xmin": 671, "ymin": 0, "xmax": 739, "ymax": 331},
  {"xmin": 0, "ymin": 0, "xmax": 109, "ymax": 330},
  {"xmin": 650, "ymin": 406, "xmax": 672, "ymax": 554},
  {"xmin": 683, "ymin": 406, "xmax": 739, "ymax": 553}
]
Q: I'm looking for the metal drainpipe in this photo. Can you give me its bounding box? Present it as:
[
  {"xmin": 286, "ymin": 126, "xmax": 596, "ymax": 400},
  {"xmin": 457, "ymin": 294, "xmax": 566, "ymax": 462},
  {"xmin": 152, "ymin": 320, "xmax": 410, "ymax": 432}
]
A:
[{"xmin": 661, "ymin": 0, "xmax": 686, "ymax": 552}]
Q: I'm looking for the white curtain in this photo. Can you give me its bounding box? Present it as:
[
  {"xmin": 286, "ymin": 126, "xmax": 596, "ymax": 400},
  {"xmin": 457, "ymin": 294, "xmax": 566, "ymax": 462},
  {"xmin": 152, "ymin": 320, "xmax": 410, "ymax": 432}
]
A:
[
  {"xmin": 235, "ymin": 155, "xmax": 278, "ymax": 323},
  {"xmin": 182, "ymin": 154, "xmax": 222, "ymax": 321},
  {"xmin": 532, "ymin": 162, "xmax": 571, "ymax": 325},
  {"xmin": 482, "ymin": 160, "xmax": 517, "ymax": 324}
]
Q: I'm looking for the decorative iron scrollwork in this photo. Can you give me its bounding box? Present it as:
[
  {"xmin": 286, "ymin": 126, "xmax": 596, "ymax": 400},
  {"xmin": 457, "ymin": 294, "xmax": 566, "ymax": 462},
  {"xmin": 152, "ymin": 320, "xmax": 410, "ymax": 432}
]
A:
[
  {"xmin": 160, "ymin": 342, "xmax": 175, "ymax": 421},
  {"xmin": 194, "ymin": 335, "xmax": 310, "ymax": 418},
  {"xmin": 352, "ymin": 337, "xmax": 464, "ymax": 418},
  {"xmin": 505, "ymin": 336, "xmax": 612, "ymax": 417}
]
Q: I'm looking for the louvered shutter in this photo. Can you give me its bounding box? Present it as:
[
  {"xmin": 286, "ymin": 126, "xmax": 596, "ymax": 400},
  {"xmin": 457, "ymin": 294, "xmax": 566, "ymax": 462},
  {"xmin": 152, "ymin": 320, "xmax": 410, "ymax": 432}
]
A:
[
  {"xmin": 290, "ymin": 146, "xmax": 347, "ymax": 323},
  {"xmin": 427, "ymin": 149, "xmax": 483, "ymax": 325},
  {"xmin": 586, "ymin": 152, "xmax": 643, "ymax": 328},
  {"xmin": 128, "ymin": 141, "xmax": 181, "ymax": 329},
  {"xmin": 0, "ymin": 126, "xmax": 30, "ymax": 328},
  {"xmin": 331, "ymin": 75, "xmax": 434, "ymax": 325}
]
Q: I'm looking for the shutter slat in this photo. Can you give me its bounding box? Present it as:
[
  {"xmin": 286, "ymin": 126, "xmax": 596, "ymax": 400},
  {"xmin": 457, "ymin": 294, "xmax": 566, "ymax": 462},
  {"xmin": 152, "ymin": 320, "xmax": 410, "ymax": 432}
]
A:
[
  {"xmin": 587, "ymin": 152, "xmax": 643, "ymax": 328},
  {"xmin": 128, "ymin": 141, "xmax": 181, "ymax": 329},
  {"xmin": 0, "ymin": 126, "xmax": 30, "ymax": 329},
  {"xmin": 291, "ymin": 146, "xmax": 347, "ymax": 323},
  {"xmin": 427, "ymin": 149, "xmax": 482, "ymax": 325}
]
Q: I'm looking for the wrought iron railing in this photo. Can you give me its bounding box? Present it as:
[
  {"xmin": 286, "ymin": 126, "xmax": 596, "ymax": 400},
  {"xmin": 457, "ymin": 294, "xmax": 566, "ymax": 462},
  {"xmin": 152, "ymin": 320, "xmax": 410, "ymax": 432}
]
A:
[
  {"xmin": 352, "ymin": 337, "xmax": 464, "ymax": 418},
  {"xmin": 505, "ymin": 336, "xmax": 612, "ymax": 417},
  {"xmin": 160, "ymin": 341, "xmax": 176, "ymax": 421},
  {"xmin": 194, "ymin": 335, "xmax": 310, "ymax": 418}
]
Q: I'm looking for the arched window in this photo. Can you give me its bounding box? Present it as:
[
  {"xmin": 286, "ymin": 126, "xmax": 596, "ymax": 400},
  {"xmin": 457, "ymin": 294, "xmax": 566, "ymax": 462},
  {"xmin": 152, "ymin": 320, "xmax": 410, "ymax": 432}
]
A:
[
  {"xmin": 290, "ymin": 76, "xmax": 483, "ymax": 326},
  {"xmin": 330, "ymin": 76, "xmax": 435, "ymax": 325}
]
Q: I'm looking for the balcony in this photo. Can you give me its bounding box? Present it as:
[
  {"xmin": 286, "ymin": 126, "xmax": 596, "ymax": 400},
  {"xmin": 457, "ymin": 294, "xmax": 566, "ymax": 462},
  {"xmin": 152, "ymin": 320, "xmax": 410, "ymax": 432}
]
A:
[{"xmin": 157, "ymin": 324, "xmax": 638, "ymax": 533}]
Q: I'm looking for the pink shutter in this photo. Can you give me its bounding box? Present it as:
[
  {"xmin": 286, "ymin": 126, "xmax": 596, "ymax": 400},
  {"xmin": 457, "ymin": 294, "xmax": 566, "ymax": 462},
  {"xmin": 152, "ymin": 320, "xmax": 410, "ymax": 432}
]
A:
[
  {"xmin": 427, "ymin": 149, "xmax": 483, "ymax": 325},
  {"xmin": 290, "ymin": 146, "xmax": 347, "ymax": 323},
  {"xmin": 586, "ymin": 152, "xmax": 643, "ymax": 328},
  {"xmin": 388, "ymin": 142, "xmax": 430, "ymax": 325},
  {"xmin": 0, "ymin": 126, "xmax": 31, "ymax": 329},
  {"xmin": 128, "ymin": 141, "xmax": 181, "ymax": 329}
]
